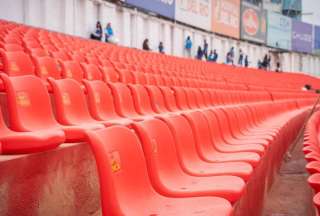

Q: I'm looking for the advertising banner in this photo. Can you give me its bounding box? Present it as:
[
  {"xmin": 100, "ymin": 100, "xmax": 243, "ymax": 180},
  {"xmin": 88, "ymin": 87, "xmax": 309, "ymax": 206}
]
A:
[
  {"xmin": 175, "ymin": 0, "xmax": 211, "ymax": 30},
  {"xmin": 240, "ymin": 1, "xmax": 266, "ymax": 44},
  {"xmin": 125, "ymin": 0, "xmax": 175, "ymax": 19},
  {"xmin": 314, "ymin": 25, "xmax": 320, "ymax": 55},
  {"xmin": 267, "ymin": 12, "xmax": 292, "ymax": 50},
  {"xmin": 292, "ymin": 20, "xmax": 313, "ymax": 53},
  {"xmin": 211, "ymin": 0, "xmax": 241, "ymax": 39}
]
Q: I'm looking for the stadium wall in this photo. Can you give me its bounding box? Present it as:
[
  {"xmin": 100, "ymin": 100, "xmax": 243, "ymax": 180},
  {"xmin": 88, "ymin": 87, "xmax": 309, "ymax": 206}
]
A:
[{"xmin": 0, "ymin": 0, "xmax": 320, "ymax": 76}]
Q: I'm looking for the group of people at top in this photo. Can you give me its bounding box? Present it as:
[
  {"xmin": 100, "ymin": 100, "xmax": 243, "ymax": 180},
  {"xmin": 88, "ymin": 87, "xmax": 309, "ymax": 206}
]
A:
[
  {"xmin": 90, "ymin": 21, "xmax": 114, "ymax": 42},
  {"xmin": 90, "ymin": 22, "xmax": 280, "ymax": 71},
  {"xmin": 185, "ymin": 36, "xmax": 218, "ymax": 63},
  {"xmin": 184, "ymin": 36, "xmax": 249, "ymax": 67}
]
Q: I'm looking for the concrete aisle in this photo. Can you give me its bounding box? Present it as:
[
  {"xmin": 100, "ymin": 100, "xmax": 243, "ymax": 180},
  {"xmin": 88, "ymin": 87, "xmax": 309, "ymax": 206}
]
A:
[{"xmin": 263, "ymin": 137, "xmax": 316, "ymax": 216}]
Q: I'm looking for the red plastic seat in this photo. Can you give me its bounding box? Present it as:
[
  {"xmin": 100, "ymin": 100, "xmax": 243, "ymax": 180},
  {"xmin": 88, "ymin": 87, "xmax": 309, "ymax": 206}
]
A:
[
  {"xmin": 100, "ymin": 66, "xmax": 120, "ymax": 82},
  {"xmin": 107, "ymin": 82, "xmax": 143, "ymax": 120},
  {"xmin": 0, "ymin": 50, "xmax": 35, "ymax": 76},
  {"xmin": 86, "ymin": 126, "xmax": 233, "ymax": 216},
  {"xmin": 172, "ymin": 87, "xmax": 190, "ymax": 110},
  {"xmin": 29, "ymin": 48, "xmax": 49, "ymax": 57},
  {"xmin": 60, "ymin": 61, "xmax": 84, "ymax": 82},
  {"xmin": 33, "ymin": 56, "xmax": 61, "ymax": 79},
  {"xmin": 159, "ymin": 86, "xmax": 180, "ymax": 112},
  {"xmin": 0, "ymin": 74, "xmax": 65, "ymax": 153},
  {"xmin": 128, "ymin": 84, "xmax": 157, "ymax": 116},
  {"xmin": 145, "ymin": 85, "xmax": 170, "ymax": 113},
  {"xmin": 132, "ymin": 118, "xmax": 246, "ymax": 202},
  {"xmin": 48, "ymin": 78, "xmax": 105, "ymax": 130},
  {"xmin": 82, "ymin": 80, "xmax": 132, "ymax": 125},
  {"xmin": 118, "ymin": 69, "xmax": 135, "ymax": 84},
  {"xmin": 81, "ymin": 63, "xmax": 103, "ymax": 80}
]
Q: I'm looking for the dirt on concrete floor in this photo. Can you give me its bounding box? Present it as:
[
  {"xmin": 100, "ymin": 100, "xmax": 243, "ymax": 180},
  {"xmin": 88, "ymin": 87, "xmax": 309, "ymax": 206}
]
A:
[{"xmin": 262, "ymin": 137, "xmax": 316, "ymax": 216}]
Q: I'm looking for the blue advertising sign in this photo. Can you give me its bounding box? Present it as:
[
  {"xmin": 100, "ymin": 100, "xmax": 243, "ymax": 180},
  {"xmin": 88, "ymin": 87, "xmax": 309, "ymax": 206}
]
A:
[
  {"xmin": 267, "ymin": 12, "xmax": 292, "ymax": 50},
  {"xmin": 292, "ymin": 20, "xmax": 313, "ymax": 53},
  {"xmin": 314, "ymin": 25, "xmax": 320, "ymax": 55},
  {"xmin": 125, "ymin": 0, "xmax": 175, "ymax": 19}
]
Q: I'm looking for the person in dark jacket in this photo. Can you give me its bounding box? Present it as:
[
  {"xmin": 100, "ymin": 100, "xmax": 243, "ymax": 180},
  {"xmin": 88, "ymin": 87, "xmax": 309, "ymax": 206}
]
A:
[
  {"xmin": 244, "ymin": 55, "xmax": 249, "ymax": 67},
  {"xmin": 90, "ymin": 21, "xmax": 102, "ymax": 41},
  {"xmin": 203, "ymin": 39, "xmax": 209, "ymax": 60},
  {"xmin": 196, "ymin": 46, "xmax": 204, "ymax": 60},
  {"xmin": 158, "ymin": 42, "xmax": 164, "ymax": 53},
  {"xmin": 143, "ymin": 39, "xmax": 151, "ymax": 51}
]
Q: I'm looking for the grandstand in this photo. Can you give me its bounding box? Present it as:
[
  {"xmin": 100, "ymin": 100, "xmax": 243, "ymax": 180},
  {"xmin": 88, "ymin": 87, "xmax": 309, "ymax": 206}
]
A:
[{"xmin": 1, "ymin": 0, "xmax": 320, "ymax": 216}]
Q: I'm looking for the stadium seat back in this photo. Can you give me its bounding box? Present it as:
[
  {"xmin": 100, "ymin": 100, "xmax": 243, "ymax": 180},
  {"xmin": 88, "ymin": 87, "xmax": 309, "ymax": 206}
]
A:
[
  {"xmin": 1, "ymin": 74, "xmax": 59, "ymax": 130},
  {"xmin": 61, "ymin": 61, "xmax": 84, "ymax": 82},
  {"xmin": 48, "ymin": 78, "xmax": 93, "ymax": 125},
  {"xmin": 86, "ymin": 126, "xmax": 156, "ymax": 215},
  {"xmin": 0, "ymin": 50, "xmax": 35, "ymax": 76},
  {"xmin": 128, "ymin": 84, "xmax": 154, "ymax": 115},
  {"xmin": 33, "ymin": 56, "xmax": 61, "ymax": 79},
  {"xmin": 83, "ymin": 80, "xmax": 120, "ymax": 120},
  {"xmin": 81, "ymin": 63, "xmax": 103, "ymax": 81}
]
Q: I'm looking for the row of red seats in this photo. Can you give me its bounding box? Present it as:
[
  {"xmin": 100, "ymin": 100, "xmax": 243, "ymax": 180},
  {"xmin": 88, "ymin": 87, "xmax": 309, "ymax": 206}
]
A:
[
  {"xmin": 0, "ymin": 73, "xmax": 311, "ymax": 215},
  {"xmin": 303, "ymin": 110, "xmax": 320, "ymax": 214}
]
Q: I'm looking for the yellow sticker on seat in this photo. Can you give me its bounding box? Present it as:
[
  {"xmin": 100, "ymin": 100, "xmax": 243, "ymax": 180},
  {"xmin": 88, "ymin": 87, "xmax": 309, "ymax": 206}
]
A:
[
  {"xmin": 94, "ymin": 92, "xmax": 101, "ymax": 104},
  {"xmin": 62, "ymin": 93, "xmax": 71, "ymax": 105},
  {"xmin": 108, "ymin": 151, "xmax": 121, "ymax": 173},
  {"xmin": 10, "ymin": 62, "xmax": 19, "ymax": 71},
  {"xmin": 66, "ymin": 69, "xmax": 72, "ymax": 78},
  {"xmin": 16, "ymin": 91, "xmax": 31, "ymax": 107},
  {"xmin": 40, "ymin": 66, "xmax": 48, "ymax": 75}
]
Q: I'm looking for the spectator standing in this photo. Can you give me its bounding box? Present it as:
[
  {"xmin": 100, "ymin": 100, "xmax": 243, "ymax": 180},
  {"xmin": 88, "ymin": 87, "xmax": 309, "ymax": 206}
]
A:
[
  {"xmin": 90, "ymin": 21, "xmax": 102, "ymax": 41},
  {"xmin": 276, "ymin": 62, "xmax": 281, "ymax": 72},
  {"xmin": 196, "ymin": 46, "xmax": 203, "ymax": 60},
  {"xmin": 262, "ymin": 54, "xmax": 268, "ymax": 69},
  {"xmin": 244, "ymin": 55, "xmax": 249, "ymax": 67},
  {"xmin": 213, "ymin": 50, "xmax": 218, "ymax": 62},
  {"xmin": 143, "ymin": 39, "xmax": 151, "ymax": 51},
  {"xmin": 229, "ymin": 47, "xmax": 235, "ymax": 65},
  {"xmin": 158, "ymin": 42, "xmax": 164, "ymax": 54},
  {"xmin": 267, "ymin": 55, "xmax": 271, "ymax": 70},
  {"xmin": 203, "ymin": 39, "xmax": 209, "ymax": 60},
  {"xmin": 105, "ymin": 23, "xmax": 114, "ymax": 43},
  {"xmin": 238, "ymin": 49, "xmax": 244, "ymax": 66},
  {"xmin": 185, "ymin": 36, "xmax": 192, "ymax": 57}
]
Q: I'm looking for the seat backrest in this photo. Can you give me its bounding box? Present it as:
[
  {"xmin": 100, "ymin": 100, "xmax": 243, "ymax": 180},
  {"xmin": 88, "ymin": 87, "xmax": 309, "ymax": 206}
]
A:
[
  {"xmin": 134, "ymin": 72, "xmax": 147, "ymax": 85},
  {"xmin": 83, "ymin": 80, "xmax": 120, "ymax": 120},
  {"xmin": 0, "ymin": 50, "xmax": 35, "ymax": 76},
  {"xmin": 0, "ymin": 74, "xmax": 59, "ymax": 131},
  {"xmin": 81, "ymin": 63, "xmax": 103, "ymax": 81},
  {"xmin": 160, "ymin": 114, "xmax": 204, "ymax": 168},
  {"xmin": 185, "ymin": 88, "xmax": 199, "ymax": 109},
  {"xmin": 48, "ymin": 78, "xmax": 94, "ymax": 125},
  {"xmin": 159, "ymin": 86, "xmax": 179, "ymax": 112},
  {"xmin": 33, "ymin": 56, "xmax": 61, "ymax": 80},
  {"xmin": 128, "ymin": 84, "xmax": 155, "ymax": 115},
  {"xmin": 107, "ymin": 82, "xmax": 139, "ymax": 118},
  {"xmin": 29, "ymin": 48, "xmax": 49, "ymax": 57},
  {"xmin": 60, "ymin": 61, "xmax": 84, "ymax": 82},
  {"xmin": 118, "ymin": 69, "xmax": 134, "ymax": 84},
  {"xmin": 86, "ymin": 126, "xmax": 156, "ymax": 215},
  {"xmin": 171, "ymin": 87, "xmax": 189, "ymax": 110},
  {"xmin": 145, "ymin": 85, "xmax": 169, "ymax": 113},
  {"xmin": 100, "ymin": 66, "xmax": 120, "ymax": 82},
  {"xmin": 132, "ymin": 118, "xmax": 185, "ymax": 181},
  {"xmin": 182, "ymin": 111, "xmax": 218, "ymax": 160}
]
